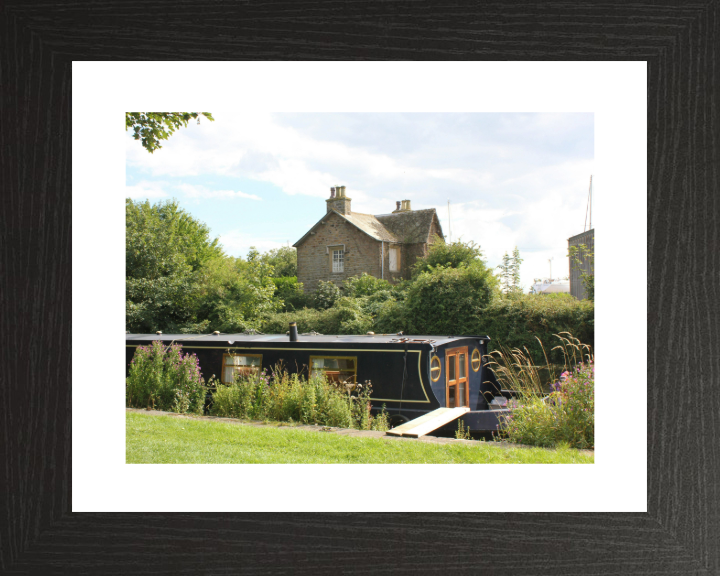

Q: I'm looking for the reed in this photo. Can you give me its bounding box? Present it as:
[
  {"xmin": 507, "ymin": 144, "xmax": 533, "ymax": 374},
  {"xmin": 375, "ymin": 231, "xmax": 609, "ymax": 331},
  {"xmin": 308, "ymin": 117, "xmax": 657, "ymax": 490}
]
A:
[
  {"xmin": 210, "ymin": 363, "xmax": 390, "ymax": 431},
  {"xmin": 485, "ymin": 333, "xmax": 594, "ymax": 449}
]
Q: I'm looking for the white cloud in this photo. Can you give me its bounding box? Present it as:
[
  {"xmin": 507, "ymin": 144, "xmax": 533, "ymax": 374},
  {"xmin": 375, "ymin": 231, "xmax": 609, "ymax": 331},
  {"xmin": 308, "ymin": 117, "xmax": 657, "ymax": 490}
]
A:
[
  {"xmin": 177, "ymin": 183, "xmax": 261, "ymax": 201},
  {"xmin": 125, "ymin": 180, "xmax": 169, "ymax": 199},
  {"xmin": 218, "ymin": 230, "xmax": 287, "ymax": 258}
]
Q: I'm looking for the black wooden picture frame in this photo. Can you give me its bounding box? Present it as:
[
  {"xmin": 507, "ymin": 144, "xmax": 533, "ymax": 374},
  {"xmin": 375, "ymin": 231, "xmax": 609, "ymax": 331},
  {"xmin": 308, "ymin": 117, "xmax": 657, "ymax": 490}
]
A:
[{"xmin": 2, "ymin": 2, "xmax": 718, "ymax": 574}]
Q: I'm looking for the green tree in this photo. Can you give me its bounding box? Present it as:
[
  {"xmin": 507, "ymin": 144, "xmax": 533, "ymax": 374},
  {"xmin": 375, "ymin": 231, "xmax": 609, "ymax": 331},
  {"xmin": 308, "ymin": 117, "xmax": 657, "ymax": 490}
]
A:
[
  {"xmin": 510, "ymin": 246, "xmax": 523, "ymax": 294},
  {"xmin": 412, "ymin": 237, "xmax": 485, "ymax": 276},
  {"xmin": 497, "ymin": 251, "xmax": 512, "ymax": 294},
  {"xmin": 126, "ymin": 199, "xmax": 223, "ymax": 333},
  {"xmin": 258, "ymin": 246, "xmax": 297, "ymax": 278},
  {"xmin": 197, "ymin": 255, "xmax": 280, "ymax": 332},
  {"xmin": 126, "ymin": 199, "xmax": 280, "ymax": 334},
  {"xmin": 126, "ymin": 112, "xmax": 214, "ymax": 154}
]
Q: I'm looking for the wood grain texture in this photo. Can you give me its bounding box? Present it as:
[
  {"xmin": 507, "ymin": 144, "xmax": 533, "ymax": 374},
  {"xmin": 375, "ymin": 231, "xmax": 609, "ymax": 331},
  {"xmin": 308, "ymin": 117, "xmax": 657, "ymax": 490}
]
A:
[{"xmin": 1, "ymin": 1, "xmax": 718, "ymax": 574}]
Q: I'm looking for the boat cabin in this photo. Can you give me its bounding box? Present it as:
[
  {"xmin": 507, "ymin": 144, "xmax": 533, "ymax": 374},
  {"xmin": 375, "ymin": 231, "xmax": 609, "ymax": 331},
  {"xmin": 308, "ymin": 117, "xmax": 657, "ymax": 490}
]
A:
[{"xmin": 125, "ymin": 331, "xmax": 508, "ymax": 432}]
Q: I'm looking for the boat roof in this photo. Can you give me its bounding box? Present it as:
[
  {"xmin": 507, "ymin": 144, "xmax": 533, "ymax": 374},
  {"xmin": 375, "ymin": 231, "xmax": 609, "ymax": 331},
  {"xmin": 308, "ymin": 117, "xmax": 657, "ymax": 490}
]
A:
[{"xmin": 126, "ymin": 333, "xmax": 490, "ymax": 347}]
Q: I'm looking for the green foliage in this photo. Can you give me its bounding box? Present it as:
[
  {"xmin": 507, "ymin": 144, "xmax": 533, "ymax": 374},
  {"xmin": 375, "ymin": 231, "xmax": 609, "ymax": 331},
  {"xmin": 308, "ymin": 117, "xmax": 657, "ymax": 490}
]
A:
[
  {"xmin": 210, "ymin": 366, "xmax": 387, "ymax": 430},
  {"xmin": 404, "ymin": 263, "xmax": 499, "ymax": 334},
  {"xmin": 258, "ymin": 246, "xmax": 297, "ymax": 278},
  {"xmin": 412, "ymin": 237, "xmax": 485, "ymax": 276},
  {"xmin": 313, "ymin": 280, "xmax": 342, "ymax": 309},
  {"xmin": 126, "ymin": 199, "xmax": 225, "ymax": 333},
  {"xmin": 342, "ymin": 273, "xmax": 392, "ymax": 298},
  {"xmin": 126, "ymin": 200, "xmax": 279, "ymax": 333},
  {"xmin": 126, "ymin": 341, "xmax": 206, "ymax": 414},
  {"xmin": 260, "ymin": 298, "xmax": 373, "ymax": 335},
  {"xmin": 271, "ymin": 276, "xmax": 307, "ymax": 312},
  {"xmin": 126, "ymin": 112, "xmax": 214, "ymax": 154},
  {"xmin": 488, "ymin": 334, "xmax": 595, "ymax": 449},
  {"xmin": 480, "ymin": 295, "xmax": 594, "ymax": 367},
  {"xmin": 568, "ymin": 243, "xmax": 594, "ymax": 301}
]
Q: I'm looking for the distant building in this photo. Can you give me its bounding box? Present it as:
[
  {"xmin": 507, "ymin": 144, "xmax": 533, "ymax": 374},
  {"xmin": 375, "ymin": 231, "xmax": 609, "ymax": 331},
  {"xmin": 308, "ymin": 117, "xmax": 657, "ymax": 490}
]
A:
[
  {"xmin": 568, "ymin": 229, "xmax": 594, "ymax": 300},
  {"xmin": 293, "ymin": 186, "xmax": 444, "ymax": 292},
  {"xmin": 530, "ymin": 279, "xmax": 570, "ymax": 295}
]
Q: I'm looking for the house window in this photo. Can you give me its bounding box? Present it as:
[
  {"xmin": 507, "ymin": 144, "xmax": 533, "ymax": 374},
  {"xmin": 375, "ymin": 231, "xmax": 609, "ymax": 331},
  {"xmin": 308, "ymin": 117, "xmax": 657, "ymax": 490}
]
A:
[
  {"xmin": 310, "ymin": 356, "xmax": 357, "ymax": 384},
  {"xmin": 332, "ymin": 249, "xmax": 344, "ymax": 273},
  {"xmin": 222, "ymin": 354, "xmax": 262, "ymax": 383},
  {"xmin": 389, "ymin": 247, "xmax": 399, "ymax": 272}
]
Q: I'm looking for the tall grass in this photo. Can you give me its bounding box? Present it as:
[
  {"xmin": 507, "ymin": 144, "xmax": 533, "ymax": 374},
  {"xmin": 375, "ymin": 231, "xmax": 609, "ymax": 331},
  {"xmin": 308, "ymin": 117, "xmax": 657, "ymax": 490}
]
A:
[
  {"xmin": 210, "ymin": 364, "xmax": 389, "ymax": 431},
  {"xmin": 485, "ymin": 333, "xmax": 594, "ymax": 449}
]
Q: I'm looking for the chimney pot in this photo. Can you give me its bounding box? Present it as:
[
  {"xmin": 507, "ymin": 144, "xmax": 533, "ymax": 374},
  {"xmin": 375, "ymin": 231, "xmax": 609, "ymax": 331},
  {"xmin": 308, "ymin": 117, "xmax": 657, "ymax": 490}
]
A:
[
  {"xmin": 396, "ymin": 201, "xmax": 401, "ymax": 210},
  {"xmin": 330, "ymin": 187, "xmax": 336, "ymax": 198}
]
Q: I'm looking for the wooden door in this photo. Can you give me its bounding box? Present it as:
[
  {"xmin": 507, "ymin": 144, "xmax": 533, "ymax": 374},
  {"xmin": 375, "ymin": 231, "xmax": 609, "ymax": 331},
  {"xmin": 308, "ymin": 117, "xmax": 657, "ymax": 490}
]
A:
[{"xmin": 445, "ymin": 346, "xmax": 469, "ymax": 408}]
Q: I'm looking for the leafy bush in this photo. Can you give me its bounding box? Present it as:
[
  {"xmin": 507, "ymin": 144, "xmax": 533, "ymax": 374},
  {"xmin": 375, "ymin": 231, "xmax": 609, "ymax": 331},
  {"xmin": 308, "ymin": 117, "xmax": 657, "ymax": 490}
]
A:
[
  {"xmin": 488, "ymin": 333, "xmax": 594, "ymax": 449},
  {"xmin": 261, "ymin": 298, "xmax": 373, "ymax": 335},
  {"xmin": 126, "ymin": 341, "xmax": 206, "ymax": 413},
  {"xmin": 313, "ymin": 280, "xmax": 342, "ymax": 309},
  {"xmin": 404, "ymin": 263, "xmax": 499, "ymax": 334},
  {"xmin": 210, "ymin": 365, "xmax": 389, "ymax": 430},
  {"xmin": 479, "ymin": 294, "xmax": 594, "ymax": 366},
  {"xmin": 342, "ymin": 273, "xmax": 393, "ymax": 298},
  {"xmin": 412, "ymin": 237, "xmax": 485, "ymax": 276},
  {"xmin": 271, "ymin": 276, "xmax": 307, "ymax": 311}
]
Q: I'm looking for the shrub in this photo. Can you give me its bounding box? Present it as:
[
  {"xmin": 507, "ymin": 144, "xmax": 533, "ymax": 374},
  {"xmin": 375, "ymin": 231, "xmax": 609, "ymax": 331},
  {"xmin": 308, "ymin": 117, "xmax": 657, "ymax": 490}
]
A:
[
  {"xmin": 412, "ymin": 237, "xmax": 485, "ymax": 277},
  {"xmin": 404, "ymin": 263, "xmax": 499, "ymax": 334},
  {"xmin": 126, "ymin": 341, "xmax": 206, "ymax": 413},
  {"xmin": 271, "ymin": 276, "xmax": 307, "ymax": 311},
  {"xmin": 313, "ymin": 280, "xmax": 341, "ymax": 309},
  {"xmin": 488, "ymin": 333, "xmax": 594, "ymax": 449},
  {"xmin": 479, "ymin": 294, "xmax": 594, "ymax": 367},
  {"xmin": 342, "ymin": 273, "xmax": 392, "ymax": 298},
  {"xmin": 260, "ymin": 299, "xmax": 372, "ymax": 335}
]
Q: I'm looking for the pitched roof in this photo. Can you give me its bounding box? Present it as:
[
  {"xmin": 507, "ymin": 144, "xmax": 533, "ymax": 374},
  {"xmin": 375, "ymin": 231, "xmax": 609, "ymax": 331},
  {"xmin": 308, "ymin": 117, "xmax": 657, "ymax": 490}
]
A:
[
  {"xmin": 293, "ymin": 208, "xmax": 441, "ymax": 247},
  {"xmin": 376, "ymin": 208, "xmax": 440, "ymax": 244},
  {"xmin": 342, "ymin": 212, "xmax": 398, "ymax": 242}
]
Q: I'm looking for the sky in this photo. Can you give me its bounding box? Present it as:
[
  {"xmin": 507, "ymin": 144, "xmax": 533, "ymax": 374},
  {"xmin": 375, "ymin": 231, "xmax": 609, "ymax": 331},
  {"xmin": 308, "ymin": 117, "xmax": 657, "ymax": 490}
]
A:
[{"xmin": 126, "ymin": 112, "xmax": 593, "ymax": 290}]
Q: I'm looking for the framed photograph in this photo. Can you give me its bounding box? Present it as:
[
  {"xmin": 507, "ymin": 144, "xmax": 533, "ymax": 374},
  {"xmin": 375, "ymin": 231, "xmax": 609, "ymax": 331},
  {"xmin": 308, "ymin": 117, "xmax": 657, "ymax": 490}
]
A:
[{"xmin": 2, "ymin": 3, "xmax": 717, "ymax": 573}]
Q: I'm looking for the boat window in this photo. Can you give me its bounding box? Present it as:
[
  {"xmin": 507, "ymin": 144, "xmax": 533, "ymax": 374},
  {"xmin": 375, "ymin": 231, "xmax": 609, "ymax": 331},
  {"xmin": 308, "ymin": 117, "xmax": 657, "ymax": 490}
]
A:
[
  {"xmin": 430, "ymin": 356, "xmax": 441, "ymax": 381},
  {"xmin": 310, "ymin": 356, "xmax": 357, "ymax": 384},
  {"xmin": 445, "ymin": 346, "xmax": 469, "ymax": 408},
  {"xmin": 471, "ymin": 348, "xmax": 481, "ymax": 371},
  {"xmin": 222, "ymin": 354, "xmax": 262, "ymax": 383}
]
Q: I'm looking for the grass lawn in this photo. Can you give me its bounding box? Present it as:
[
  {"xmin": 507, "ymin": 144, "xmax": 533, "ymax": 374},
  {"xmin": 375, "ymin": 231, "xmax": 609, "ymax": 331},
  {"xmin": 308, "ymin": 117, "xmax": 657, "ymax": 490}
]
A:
[{"xmin": 126, "ymin": 412, "xmax": 594, "ymax": 464}]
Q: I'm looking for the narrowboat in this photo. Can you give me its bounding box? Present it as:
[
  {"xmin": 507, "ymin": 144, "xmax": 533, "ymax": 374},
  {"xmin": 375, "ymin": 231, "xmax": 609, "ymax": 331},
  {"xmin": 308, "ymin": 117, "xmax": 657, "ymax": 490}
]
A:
[{"xmin": 125, "ymin": 327, "xmax": 511, "ymax": 433}]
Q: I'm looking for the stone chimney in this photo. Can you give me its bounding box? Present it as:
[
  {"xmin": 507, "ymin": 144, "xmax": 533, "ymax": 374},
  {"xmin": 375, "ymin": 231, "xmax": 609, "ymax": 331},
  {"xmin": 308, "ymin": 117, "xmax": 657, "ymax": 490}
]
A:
[
  {"xmin": 392, "ymin": 199, "xmax": 412, "ymax": 213},
  {"xmin": 326, "ymin": 185, "xmax": 351, "ymax": 215}
]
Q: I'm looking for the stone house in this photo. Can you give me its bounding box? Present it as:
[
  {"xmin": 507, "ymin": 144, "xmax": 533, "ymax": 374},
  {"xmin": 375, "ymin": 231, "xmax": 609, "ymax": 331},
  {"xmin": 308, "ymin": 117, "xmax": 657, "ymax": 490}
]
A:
[{"xmin": 293, "ymin": 186, "xmax": 444, "ymax": 292}]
